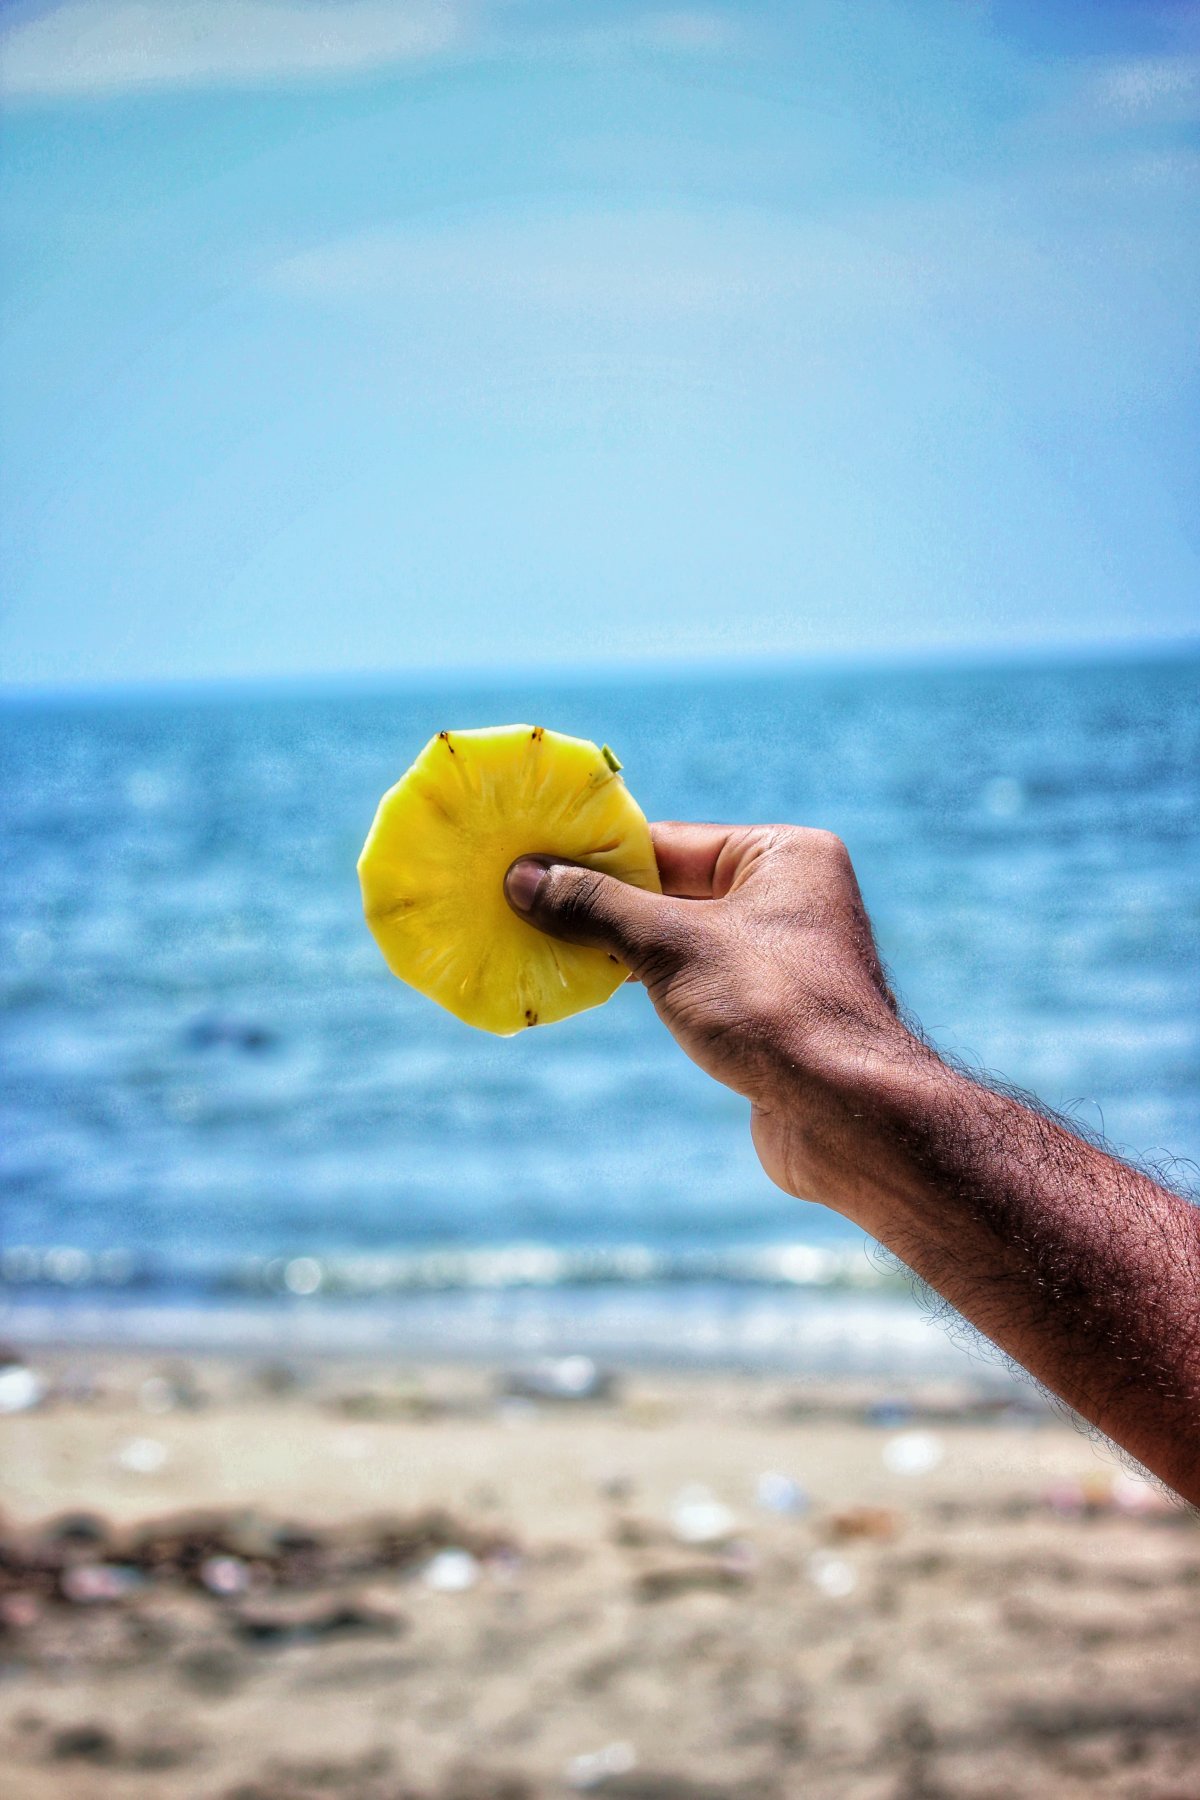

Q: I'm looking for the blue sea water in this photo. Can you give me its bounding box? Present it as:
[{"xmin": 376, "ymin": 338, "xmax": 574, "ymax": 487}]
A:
[{"xmin": 1, "ymin": 651, "xmax": 1197, "ymax": 1372}]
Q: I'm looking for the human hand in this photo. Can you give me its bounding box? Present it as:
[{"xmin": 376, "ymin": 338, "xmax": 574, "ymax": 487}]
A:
[
  {"xmin": 505, "ymin": 823, "xmax": 915, "ymax": 1214},
  {"xmin": 509, "ymin": 826, "xmax": 1200, "ymax": 1501}
]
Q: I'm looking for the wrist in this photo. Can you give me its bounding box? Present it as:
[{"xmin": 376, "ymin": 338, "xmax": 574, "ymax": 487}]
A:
[
  {"xmin": 763, "ymin": 1018, "xmax": 949, "ymax": 1223},
  {"xmin": 795, "ymin": 1013, "xmax": 934, "ymax": 1124}
]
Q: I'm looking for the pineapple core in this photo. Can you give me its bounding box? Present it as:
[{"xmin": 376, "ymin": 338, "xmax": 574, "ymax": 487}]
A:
[{"xmin": 357, "ymin": 724, "xmax": 661, "ymax": 1035}]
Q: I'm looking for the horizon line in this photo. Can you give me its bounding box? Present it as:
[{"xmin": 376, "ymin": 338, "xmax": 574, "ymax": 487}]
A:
[{"xmin": 1, "ymin": 632, "xmax": 1197, "ymax": 708}]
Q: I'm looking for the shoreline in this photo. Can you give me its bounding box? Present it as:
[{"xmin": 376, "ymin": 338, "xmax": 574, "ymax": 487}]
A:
[{"xmin": 0, "ymin": 1283, "xmax": 1030, "ymax": 1389}]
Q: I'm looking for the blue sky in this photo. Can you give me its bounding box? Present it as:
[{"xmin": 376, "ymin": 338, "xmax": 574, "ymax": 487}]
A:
[{"xmin": 0, "ymin": 1, "xmax": 1196, "ymax": 689}]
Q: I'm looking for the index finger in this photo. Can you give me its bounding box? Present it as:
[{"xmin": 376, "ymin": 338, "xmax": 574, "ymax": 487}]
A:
[{"xmin": 649, "ymin": 821, "xmax": 746, "ymax": 898}]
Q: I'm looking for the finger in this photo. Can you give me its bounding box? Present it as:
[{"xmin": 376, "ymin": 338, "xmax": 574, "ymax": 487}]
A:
[
  {"xmin": 649, "ymin": 821, "xmax": 772, "ymax": 900},
  {"xmin": 504, "ymin": 856, "xmax": 684, "ymax": 975},
  {"xmin": 649, "ymin": 821, "xmax": 741, "ymax": 898}
]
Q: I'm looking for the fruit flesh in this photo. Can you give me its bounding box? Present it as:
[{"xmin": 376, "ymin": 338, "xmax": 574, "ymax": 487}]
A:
[{"xmin": 357, "ymin": 724, "xmax": 661, "ymax": 1035}]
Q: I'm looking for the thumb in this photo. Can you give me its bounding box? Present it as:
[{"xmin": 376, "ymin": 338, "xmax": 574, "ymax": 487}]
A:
[{"xmin": 504, "ymin": 856, "xmax": 678, "ymax": 976}]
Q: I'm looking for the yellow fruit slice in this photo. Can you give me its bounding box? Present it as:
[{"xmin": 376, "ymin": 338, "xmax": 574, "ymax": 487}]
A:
[{"xmin": 358, "ymin": 724, "xmax": 661, "ymax": 1035}]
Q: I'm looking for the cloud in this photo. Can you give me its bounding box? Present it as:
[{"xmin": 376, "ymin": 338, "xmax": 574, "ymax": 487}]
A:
[
  {"xmin": 1093, "ymin": 53, "xmax": 1200, "ymax": 118},
  {"xmin": 264, "ymin": 154, "xmax": 1199, "ymax": 419},
  {"xmin": 269, "ymin": 206, "xmax": 919, "ymax": 320},
  {"xmin": 0, "ymin": 1, "xmax": 467, "ymax": 97},
  {"xmin": 1055, "ymin": 51, "xmax": 1200, "ymax": 129},
  {"xmin": 0, "ymin": 0, "xmax": 737, "ymax": 100}
]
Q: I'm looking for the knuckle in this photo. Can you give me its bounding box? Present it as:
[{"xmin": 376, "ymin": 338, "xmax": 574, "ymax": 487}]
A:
[
  {"xmin": 810, "ymin": 827, "xmax": 849, "ymax": 864},
  {"xmin": 764, "ymin": 824, "xmax": 843, "ymax": 868},
  {"xmin": 755, "ymin": 824, "xmax": 801, "ymax": 854}
]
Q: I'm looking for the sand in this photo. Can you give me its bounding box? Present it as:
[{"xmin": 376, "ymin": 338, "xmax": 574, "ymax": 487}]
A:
[{"xmin": 1, "ymin": 1349, "xmax": 1197, "ymax": 1799}]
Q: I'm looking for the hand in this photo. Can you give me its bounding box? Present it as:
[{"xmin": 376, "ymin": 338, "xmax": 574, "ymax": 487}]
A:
[
  {"xmin": 508, "ymin": 822, "xmax": 1200, "ymax": 1500},
  {"xmin": 505, "ymin": 823, "xmax": 915, "ymax": 1214}
]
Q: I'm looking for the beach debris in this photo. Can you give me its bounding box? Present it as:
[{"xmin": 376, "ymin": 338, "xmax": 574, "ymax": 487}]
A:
[
  {"xmin": 60, "ymin": 1563, "xmax": 143, "ymax": 1605},
  {"xmin": 116, "ymin": 1512, "xmax": 319, "ymax": 1593},
  {"xmin": 364, "ymin": 1510, "xmax": 510, "ymax": 1573},
  {"xmin": 115, "ymin": 1436, "xmax": 169, "ymax": 1475},
  {"xmin": 0, "ymin": 1358, "xmax": 46, "ymax": 1414},
  {"xmin": 754, "ymin": 1470, "xmax": 809, "ymax": 1515},
  {"xmin": 566, "ymin": 1740, "xmax": 637, "ymax": 1791},
  {"xmin": 828, "ymin": 1506, "xmax": 900, "ymax": 1544},
  {"xmin": 882, "ymin": 1430, "xmax": 944, "ymax": 1476},
  {"xmin": 0, "ymin": 1508, "xmax": 514, "ymax": 1623},
  {"xmin": 635, "ymin": 1558, "xmax": 749, "ymax": 1602},
  {"xmin": 232, "ymin": 1591, "xmax": 407, "ymax": 1647},
  {"xmin": 422, "ymin": 1548, "xmax": 480, "ymax": 1593},
  {"xmin": 806, "ymin": 1551, "xmax": 858, "ymax": 1598},
  {"xmin": 669, "ymin": 1484, "xmax": 737, "ymax": 1547},
  {"xmin": 220, "ymin": 1512, "xmax": 296, "ymax": 1561},
  {"xmin": 46, "ymin": 1511, "xmax": 109, "ymax": 1550},
  {"xmin": 199, "ymin": 1555, "xmax": 252, "ymax": 1598},
  {"xmin": 51, "ymin": 1723, "xmax": 118, "ymax": 1765},
  {"xmin": 500, "ymin": 1356, "xmax": 616, "ymax": 1404},
  {"xmin": 121, "ymin": 1511, "xmax": 270, "ymax": 1582}
]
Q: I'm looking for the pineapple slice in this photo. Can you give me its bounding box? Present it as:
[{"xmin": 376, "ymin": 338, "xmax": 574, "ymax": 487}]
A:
[{"xmin": 358, "ymin": 724, "xmax": 661, "ymax": 1035}]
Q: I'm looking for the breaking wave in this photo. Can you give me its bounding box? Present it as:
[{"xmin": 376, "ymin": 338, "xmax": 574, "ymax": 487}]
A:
[{"xmin": 0, "ymin": 1238, "xmax": 900, "ymax": 1300}]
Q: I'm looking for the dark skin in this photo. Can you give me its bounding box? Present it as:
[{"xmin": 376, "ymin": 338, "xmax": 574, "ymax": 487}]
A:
[{"xmin": 505, "ymin": 822, "xmax": 1200, "ymax": 1504}]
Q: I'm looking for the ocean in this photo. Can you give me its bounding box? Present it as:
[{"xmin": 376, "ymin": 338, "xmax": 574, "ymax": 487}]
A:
[{"xmin": 2, "ymin": 651, "xmax": 1197, "ymax": 1375}]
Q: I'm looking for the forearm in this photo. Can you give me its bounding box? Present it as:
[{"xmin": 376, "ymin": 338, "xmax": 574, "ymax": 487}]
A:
[{"xmin": 809, "ymin": 1034, "xmax": 1200, "ymax": 1501}]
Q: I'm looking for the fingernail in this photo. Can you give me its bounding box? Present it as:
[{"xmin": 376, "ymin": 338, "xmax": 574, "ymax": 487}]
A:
[{"xmin": 505, "ymin": 857, "xmax": 547, "ymax": 914}]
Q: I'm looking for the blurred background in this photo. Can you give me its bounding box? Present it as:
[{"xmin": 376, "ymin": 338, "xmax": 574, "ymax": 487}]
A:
[{"xmin": 1, "ymin": 5, "xmax": 1198, "ymax": 1798}]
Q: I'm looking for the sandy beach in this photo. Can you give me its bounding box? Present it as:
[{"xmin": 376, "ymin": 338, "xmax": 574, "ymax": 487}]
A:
[{"xmin": 1, "ymin": 1347, "xmax": 1196, "ymax": 1799}]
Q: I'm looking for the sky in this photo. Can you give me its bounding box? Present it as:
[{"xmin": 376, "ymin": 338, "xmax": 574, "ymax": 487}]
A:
[{"xmin": 0, "ymin": 0, "xmax": 1197, "ymax": 690}]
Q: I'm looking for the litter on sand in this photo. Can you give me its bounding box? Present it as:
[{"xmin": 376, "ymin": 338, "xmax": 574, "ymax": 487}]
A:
[
  {"xmin": 421, "ymin": 1549, "xmax": 480, "ymax": 1593},
  {"xmin": 565, "ymin": 1740, "xmax": 637, "ymax": 1791},
  {"xmin": 669, "ymin": 1484, "xmax": 737, "ymax": 1546},
  {"xmin": 882, "ymin": 1430, "xmax": 944, "ymax": 1475}
]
